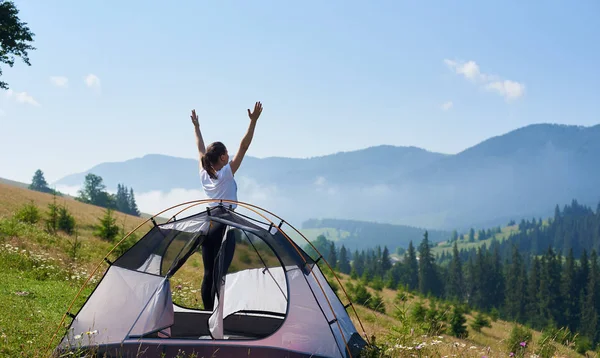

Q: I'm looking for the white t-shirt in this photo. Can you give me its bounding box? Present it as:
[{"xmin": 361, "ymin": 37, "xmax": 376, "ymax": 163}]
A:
[{"xmin": 200, "ymin": 163, "xmax": 238, "ymax": 209}]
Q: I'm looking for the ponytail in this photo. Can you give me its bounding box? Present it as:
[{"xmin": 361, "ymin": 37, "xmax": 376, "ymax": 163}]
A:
[
  {"xmin": 201, "ymin": 141, "xmax": 227, "ymax": 180},
  {"xmin": 201, "ymin": 154, "xmax": 217, "ymax": 179}
]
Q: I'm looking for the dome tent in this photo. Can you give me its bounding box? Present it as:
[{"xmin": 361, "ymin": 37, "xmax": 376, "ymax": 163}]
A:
[{"xmin": 51, "ymin": 200, "xmax": 368, "ymax": 357}]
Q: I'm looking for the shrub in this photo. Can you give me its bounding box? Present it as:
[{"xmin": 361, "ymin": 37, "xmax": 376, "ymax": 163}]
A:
[
  {"xmin": 506, "ymin": 324, "xmax": 532, "ymax": 358},
  {"xmin": 95, "ymin": 208, "xmax": 119, "ymax": 241},
  {"xmin": 489, "ymin": 307, "xmax": 499, "ymax": 322},
  {"xmin": 575, "ymin": 336, "xmax": 592, "ymax": 355},
  {"xmin": 470, "ymin": 312, "xmax": 492, "ymax": 332},
  {"xmin": 57, "ymin": 205, "xmax": 76, "ymax": 234},
  {"xmin": 369, "ymin": 292, "xmax": 385, "ymax": 313},
  {"xmin": 353, "ymin": 285, "xmax": 373, "ymax": 307},
  {"xmin": 448, "ymin": 306, "xmax": 468, "ymax": 339},
  {"xmin": 369, "ymin": 276, "xmax": 384, "ymax": 291},
  {"xmin": 14, "ymin": 201, "xmax": 40, "ymax": 224},
  {"xmin": 410, "ymin": 301, "xmax": 427, "ymax": 323},
  {"xmin": 45, "ymin": 196, "xmax": 59, "ymax": 233}
]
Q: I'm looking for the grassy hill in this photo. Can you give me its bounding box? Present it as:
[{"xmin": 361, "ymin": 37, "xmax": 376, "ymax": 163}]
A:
[
  {"xmin": 0, "ymin": 181, "xmax": 589, "ymax": 357},
  {"xmin": 0, "ymin": 177, "xmax": 29, "ymax": 189},
  {"xmin": 431, "ymin": 224, "xmax": 520, "ymax": 256}
]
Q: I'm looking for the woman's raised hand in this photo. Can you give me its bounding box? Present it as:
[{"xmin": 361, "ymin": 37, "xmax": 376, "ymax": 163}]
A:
[
  {"xmin": 190, "ymin": 109, "xmax": 199, "ymax": 127},
  {"xmin": 247, "ymin": 102, "xmax": 263, "ymax": 122}
]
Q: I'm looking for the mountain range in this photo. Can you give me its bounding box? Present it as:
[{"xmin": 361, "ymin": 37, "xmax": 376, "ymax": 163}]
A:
[{"xmin": 54, "ymin": 123, "xmax": 600, "ymax": 231}]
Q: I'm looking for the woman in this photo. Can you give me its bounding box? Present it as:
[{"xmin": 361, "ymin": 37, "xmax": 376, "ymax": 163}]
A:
[{"xmin": 190, "ymin": 101, "xmax": 263, "ymax": 311}]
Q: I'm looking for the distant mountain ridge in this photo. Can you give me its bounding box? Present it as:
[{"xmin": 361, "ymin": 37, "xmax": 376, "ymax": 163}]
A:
[{"xmin": 54, "ymin": 123, "xmax": 600, "ymax": 231}]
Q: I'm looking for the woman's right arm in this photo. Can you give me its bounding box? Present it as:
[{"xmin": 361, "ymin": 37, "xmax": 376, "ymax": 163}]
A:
[{"xmin": 191, "ymin": 109, "xmax": 206, "ymax": 158}]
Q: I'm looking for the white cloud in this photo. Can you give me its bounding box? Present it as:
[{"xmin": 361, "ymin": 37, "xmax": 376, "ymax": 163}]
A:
[
  {"xmin": 84, "ymin": 74, "xmax": 101, "ymax": 88},
  {"xmin": 485, "ymin": 80, "xmax": 526, "ymax": 101},
  {"xmin": 50, "ymin": 76, "xmax": 69, "ymax": 88},
  {"xmin": 6, "ymin": 89, "xmax": 40, "ymax": 106},
  {"xmin": 441, "ymin": 101, "xmax": 453, "ymax": 111},
  {"xmin": 444, "ymin": 59, "xmax": 525, "ymax": 101}
]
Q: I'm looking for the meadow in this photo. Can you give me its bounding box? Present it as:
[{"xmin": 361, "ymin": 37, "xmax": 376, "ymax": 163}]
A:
[{"xmin": 0, "ymin": 182, "xmax": 592, "ymax": 357}]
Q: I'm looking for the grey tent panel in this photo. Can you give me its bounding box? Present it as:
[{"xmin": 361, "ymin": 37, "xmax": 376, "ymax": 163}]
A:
[{"xmin": 59, "ymin": 266, "xmax": 174, "ymax": 348}]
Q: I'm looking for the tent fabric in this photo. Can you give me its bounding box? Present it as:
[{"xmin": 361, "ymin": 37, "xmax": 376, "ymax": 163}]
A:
[
  {"xmin": 57, "ymin": 204, "xmax": 367, "ymax": 358},
  {"xmin": 308, "ymin": 265, "xmax": 361, "ymax": 355},
  {"xmin": 59, "ymin": 266, "xmax": 174, "ymax": 348},
  {"xmin": 216, "ymin": 267, "xmax": 288, "ymax": 317}
]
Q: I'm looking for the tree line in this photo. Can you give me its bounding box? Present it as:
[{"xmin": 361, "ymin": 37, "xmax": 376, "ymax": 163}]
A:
[
  {"xmin": 28, "ymin": 169, "xmax": 140, "ymax": 217},
  {"xmin": 310, "ymin": 199, "xmax": 600, "ymax": 351}
]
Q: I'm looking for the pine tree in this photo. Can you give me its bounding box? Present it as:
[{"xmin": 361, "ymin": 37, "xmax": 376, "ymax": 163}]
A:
[
  {"xmin": 580, "ymin": 250, "xmax": 599, "ymax": 344},
  {"xmin": 561, "ymin": 248, "xmax": 579, "ymax": 332},
  {"xmin": 115, "ymin": 184, "xmax": 130, "ymax": 214},
  {"xmin": 29, "ymin": 169, "xmax": 50, "ymax": 193},
  {"xmin": 57, "ymin": 205, "xmax": 76, "ymax": 235},
  {"xmin": 405, "ymin": 241, "xmax": 419, "ymax": 290},
  {"xmin": 447, "ymin": 241, "xmax": 464, "ymax": 301},
  {"xmin": 45, "ymin": 191, "xmax": 59, "ymax": 233},
  {"xmin": 449, "ymin": 306, "xmax": 468, "ymax": 338},
  {"xmin": 489, "ymin": 245, "xmax": 505, "ymax": 308},
  {"xmin": 352, "ymin": 250, "xmax": 364, "ymax": 277},
  {"xmin": 128, "ymin": 187, "xmax": 140, "ymax": 216},
  {"xmin": 470, "ymin": 247, "xmax": 491, "ymax": 310},
  {"xmin": 418, "ymin": 231, "xmax": 440, "ymax": 296},
  {"xmin": 525, "ymin": 257, "xmax": 541, "ymax": 327},
  {"xmin": 578, "ymin": 250, "xmax": 590, "ymax": 299},
  {"xmin": 327, "ymin": 241, "xmax": 337, "ymax": 269},
  {"xmin": 381, "ymin": 246, "xmax": 392, "ymax": 273},
  {"xmin": 471, "ymin": 312, "xmax": 491, "ymax": 332},
  {"xmin": 504, "ymin": 246, "xmax": 527, "ymax": 322},
  {"xmin": 95, "ymin": 208, "xmax": 119, "ymax": 241},
  {"xmin": 538, "ymin": 247, "xmax": 563, "ymax": 327},
  {"xmin": 337, "ymin": 245, "xmax": 351, "ymax": 274},
  {"xmin": 468, "ymin": 228, "xmax": 475, "ymax": 243}
]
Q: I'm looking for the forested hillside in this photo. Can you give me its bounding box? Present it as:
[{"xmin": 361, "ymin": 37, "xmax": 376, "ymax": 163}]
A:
[{"xmin": 311, "ymin": 199, "xmax": 600, "ymax": 351}]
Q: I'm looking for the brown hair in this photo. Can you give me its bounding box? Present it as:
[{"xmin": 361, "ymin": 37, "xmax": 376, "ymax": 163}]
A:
[{"xmin": 201, "ymin": 141, "xmax": 227, "ymax": 179}]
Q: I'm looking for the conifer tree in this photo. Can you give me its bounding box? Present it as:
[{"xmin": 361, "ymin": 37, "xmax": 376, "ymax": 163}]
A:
[
  {"xmin": 418, "ymin": 231, "xmax": 439, "ymax": 296},
  {"xmin": 504, "ymin": 246, "xmax": 526, "ymax": 322},
  {"xmin": 561, "ymin": 248, "xmax": 579, "ymax": 332},
  {"xmin": 29, "ymin": 169, "xmax": 50, "ymax": 193},
  {"xmin": 95, "ymin": 208, "xmax": 119, "ymax": 241},
  {"xmin": 449, "ymin": 306, "xmax": 468, "ymax": 338},
  {"xmin": 337, "ymin": 245, "xmax": 351, "ymax": 274},
  {"xmin": 580, "ymin": 250, "xmax": 599, "ymax": 344},
  {"xmin": 352, "ymin": 250, "xmax": 364, "ymax": 277},
  {"xmin": 327, "ymin": 241, "xmax": 337, "ymax": 269},
  {"xmin": 525, "ymin": 257, "xmax": 541, "ymax": 327},
  {"xmin": 115, "ymin": 184, "xmax": 130, "ymax": 214},
  {"xmin": 405, "ymin": 241, "xmax": 419, "ymax": 290},
  {"xmin": 381, "ymin": 246, "xmax": 392, "ymax": 273},
  {"xmin": 128, "ymin": 187, "xmax": 140, "ymax": 216},
  {"xmin": 447, "ymin": 241, "xmax": 464, "ymax": 301}
]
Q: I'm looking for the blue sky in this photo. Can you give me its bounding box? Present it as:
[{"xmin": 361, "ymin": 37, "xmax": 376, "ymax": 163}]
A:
[{"xmin": 1, "ymin": 0, "xmax": 599, "ymax": 184}]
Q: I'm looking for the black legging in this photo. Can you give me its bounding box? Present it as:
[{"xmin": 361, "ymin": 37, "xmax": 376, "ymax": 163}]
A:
[{"xmin": 201, "ymin": 224, "xmax": 236, "ymax": 311}]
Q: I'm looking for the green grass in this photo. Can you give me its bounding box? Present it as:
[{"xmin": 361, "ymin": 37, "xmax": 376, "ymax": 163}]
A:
[
  {"xmin": 0, "ymin": 182, "xmax": 592, "ymax": 357},
  {"xmin": 432, "ymin": 224, "xmax": 519, "ymax": 256},
  {"xmin": 0, "ymin": 242, "xmax": 94, "ymax": 357}
]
